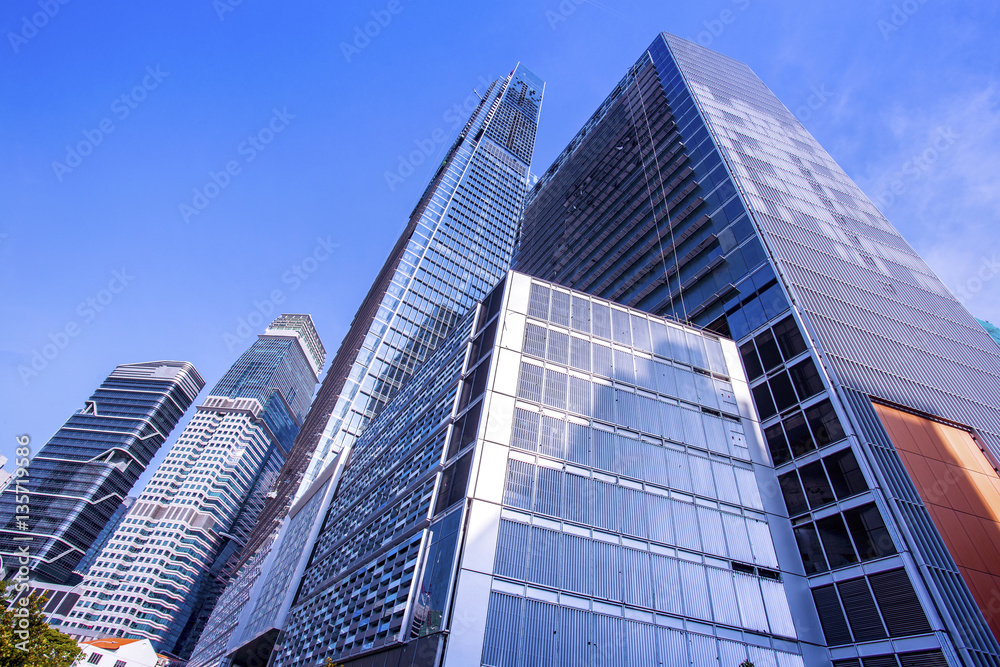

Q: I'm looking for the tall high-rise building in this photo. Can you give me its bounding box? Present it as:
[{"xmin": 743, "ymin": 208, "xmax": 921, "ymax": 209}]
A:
[
  {"xmin": 189, "ymin": 65, "xmax": 544, "ymax": 667},
  {"xmin": 515, "ymin": 33, "xmax": 1000, "ymax": 665},
  {"xmin": 0, "ymin": 361, "xmax": 204, "ymax": 585},
  {"xmin": 240, "ymin": 272, "xmax": 816, "ymax": 666},
  {"xmin": 63, "ymin": 315, "xmax": 325, "ymax": 659}
]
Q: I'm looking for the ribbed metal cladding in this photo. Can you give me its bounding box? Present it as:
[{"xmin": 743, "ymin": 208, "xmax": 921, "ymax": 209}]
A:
[
  {"xmin": 661, "ymin": 34, "xmax": 1000, "ymax": 461},
  {"xmin": 843, "ymin": 388, "xmax": 1000, "ymax": 661}
]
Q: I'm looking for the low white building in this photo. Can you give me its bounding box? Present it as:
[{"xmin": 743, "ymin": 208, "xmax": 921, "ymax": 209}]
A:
[{"xmin": 75, "ymin": 637, "xmax": 168, "ymax": 667}]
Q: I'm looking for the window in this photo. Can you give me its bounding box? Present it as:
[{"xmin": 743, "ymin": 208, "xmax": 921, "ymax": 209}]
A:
[
  {"xmin": 794, "ymin": 523, "xmax": 827, "ymax": 574},
  {"xmin": 768, "ymin": 371, "xmax": 797, "ymax": 412},
  {"xmin": 825, "ymin": 449, "xmax": 867, "ymax": 499},
  {"xmin": 805, "ymin": 399, "xmax": 846, "ymax": 446},
  {"xmin": 755, "ymin": 329, "xmax": 783, "ymax": 371},
  {"xmin": 739, "ymin": 341, "xmax": 764, "ymax": 380},
  {"xmin": 784, "ymin": 411, "xmax": 815, "ymax": 457},
  {"xmin": 844, "ymin": 503, "xmax": 895, "ymax": 560},
  {"xmin": 772, "ymin": 316, "xmax": 807, "ymax": 359},
  {"xmin": 115, "ymin": 661, "xmax": 127, "ymax": 667},
  {"xmin": 799, "ymin": 461, "xmax": 835, "ymax": 508},
  {"xmin": 788, "ymin": 358, "xmax": 824, "ymax": 400},
  {"xmin": 765, "ymin": 423, "xmax": 791, "ymax": 465},
  {"xmin": 816, "ymin": 515, "xmax": 858, "ymax": 568},
  {"xmin": 779, "ymin": 472, "xmax": 809, "ymax": 515},
  {"xmin": 88, "ymin": 655, "xmax": 102, "ymax": 665},
  {"xmin": 751, "ymin": 382, "xmax": 776, "ymax": 420}
]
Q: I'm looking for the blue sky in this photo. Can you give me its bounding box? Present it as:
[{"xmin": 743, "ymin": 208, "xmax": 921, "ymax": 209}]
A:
[{"xmin": 2, "ymin": 0, "xmax": 998, "ymax": 489}]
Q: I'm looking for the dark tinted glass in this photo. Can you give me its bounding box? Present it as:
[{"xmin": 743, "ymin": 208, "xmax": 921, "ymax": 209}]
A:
[
  {"xmin": 789, "ymin": 358, "xmax": 824, "ymax": 400},
  {"xmin": 817, "ymin": 515, "xmax": 858, "ymax": 568},
  {"xmin": 794, "ymin": 523, "xmax": 828, "ymax": 574},
  {"xmin": 739, "ymin": 341, "xmax": 764, "ymax": 380},
  {"xmin": 769, "ymin": 371, "xmax": 797, "ymax": 412},
  {"xmin": 806, "ymin": 399, "xmax": 846, "ymax": 446},
  {"xmin": 773, "ymin": 316, "xmax": 807, "ymax": 360},
  {"xmin": 844, "ymin": 503, "xmax": 895, "ymax": 560},
  {"xmin": 825, "ymin": 449, "xmax": 867, "ymax": 499},
  {"xmin": 779, "ymin": 472, "xmax": 809, "ymax": 516},
  {"xmin": 799, "ymin": 461, "xmax": 836, "ymax": 508},
  {"xmin": 755, "ymin": 329, "xmax": 783, "ymax": 371},
  {"xmin": 765, "ymin": 423, "xmax": 791, "ymax": 465},
  {"xmin": 784, "ymin": 411, "xmax": 815, "ymax": 457},
  {"xmin": 752, "ymin": 382, "xmax": 776, "ymax": 420}
]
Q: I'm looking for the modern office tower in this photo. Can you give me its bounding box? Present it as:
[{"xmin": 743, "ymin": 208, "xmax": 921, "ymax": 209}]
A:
[
  {"xmin": 74, "ymin": 496, "xmax": 136, "ymax": 578},
  {"xmin": 63, "ymin": 315, "xmax": 325, "ymax": 660},
  {"xmin": 516, "ymin": 33, "xmax": 1000, "ymax": 665},
  {"xmin": 189, "ymin": 66, "xmax": 544, "ymax": 667},
  {"xmin": 0, "ymin": 361, "xmax": 204, "ymax": 585},
  {"xmin": 251, "ymin": 272, "xmax": 814, "ymax": 666}
]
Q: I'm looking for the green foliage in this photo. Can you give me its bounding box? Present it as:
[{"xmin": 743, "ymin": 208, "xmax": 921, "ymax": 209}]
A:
[
  {"xmin": 739, "ymin": 660, "xmax": 756, "ymax": 667},
  {"xmin": 0, "ymin": 580, "xmax": 83, "ymax": 667}
]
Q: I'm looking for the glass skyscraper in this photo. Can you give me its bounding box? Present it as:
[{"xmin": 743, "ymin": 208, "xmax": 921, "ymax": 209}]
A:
[
  {"xmin": 189, "ymin": 65, "xmax": 544, "ymax": 667},
  {"xmin": 228, "ymin": 272, "xmax": 812, "ymax": 667},
  {"xmin": 0, "ymin": 361, "xmax": 204, "ymax": 585},
  {"xmin": 62, "ymin": 315, "xmax": 324, "ymax": 659},
  {"xmin": 515, "ymin": 33, "xmax": 1000, "ymax": 666}
]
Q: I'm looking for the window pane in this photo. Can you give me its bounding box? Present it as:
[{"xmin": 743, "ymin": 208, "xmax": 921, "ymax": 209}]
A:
[
  {"xmin": 779, "ymin": 472, "xmax": 809, "ymax": 516},
  {"xmin": 765, "ymin": 424, "xmax": 791, "ymax": 465},
  {"xmin": 844, "ymin": 504, "xmax": 895, "ymax": 560},
  {"xmin": 772, "ymin": 317, "xmax": 807, "ymax": 360},
  {"xmin": 799, "ymin": 461, "xmax": 836, "ymax": 508},
  {"xmin": 755, "ymin": 329, "xmax": 783, "ymax": 371},
  {"xmin": 523, "ymin": 323, "xmax": 547, "ymax": 358},
  {"xmin": 794, "ymin": 523, "xmax": 828, "ymax": 574},
  {"xmin": 547, "ymin": 330, "xmax": 570, "ymax": 365},
  {"xmin": 784, "ymin": 411, "xmax": 815, "ymax": 457},
  {"xmin": 739, "ymin": 341, "xmax": 764, "ymax": 381},
  {"xmin": 816, "ymin": 515, "xmax": 858, "ymax": 569},
  {"xmin": 806, "ymin": 400, "xmax": 846, "ymax": 446},
  {"xmin": 789, "ymin": 358, "xmax": 824, "ymax": 400},
  {"xmin": 751, "ymin": 382, "xmax": 776, "ymax": 420},
  {"xmin": 768, "ymin": 371, "xmax": 797, "ymax": 412},
  {"xmin": 825, "ymin": 449, "xmax": 867, "ymax": 499},
  {"xmin": 571, "ymin": 295, "xmax": 591, "ymax": 333}
]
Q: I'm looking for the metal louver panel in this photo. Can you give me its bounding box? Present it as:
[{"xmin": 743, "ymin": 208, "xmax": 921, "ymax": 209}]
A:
[
  {"xmin": 868, "ymin": 568, "xmax": 932, "ymax": 637},
  {"xmin": 837, "ymin": 578, "xmax": 887, "ymax": 642}
]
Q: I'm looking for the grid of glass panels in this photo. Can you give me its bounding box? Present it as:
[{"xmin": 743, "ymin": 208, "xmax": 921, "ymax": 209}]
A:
[
  {"xmin": 273, "ymin": 309, "xmax": 485, "ymax": 666},
  {"xmin": 483, "ymin": 280, "xmax": 803, "ymax": 663}
]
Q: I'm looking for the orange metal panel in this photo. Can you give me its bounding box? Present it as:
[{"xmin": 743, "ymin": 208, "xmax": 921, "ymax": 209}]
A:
[{"xmin": 873, "ymin": 402, "xmax": 1000, "ymax": 641}]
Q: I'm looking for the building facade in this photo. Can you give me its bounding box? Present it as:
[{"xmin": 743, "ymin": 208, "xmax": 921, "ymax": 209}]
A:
[
  {"xmin": 0, "ymin": 361, "xmax": 204, "ymax": 585},
  {"xmin": 515, "ymin": 33, "xmax": 1000, "ymax": 665},
  {"xmin": 253, "ymin": 272, "xmax": 817, "ymax": 666},
  {"xmin": 62, "ymin": 315, "xmax": 324, "ymax": 659},
  {"xmin": 188, "ymin": 66, "xmax": 545, "ymax": 667}
]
